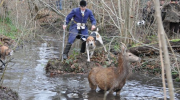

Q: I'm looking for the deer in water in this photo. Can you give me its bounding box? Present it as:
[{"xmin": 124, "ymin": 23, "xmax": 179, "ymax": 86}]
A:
[{"xmin": 88, "ymin": 43, "xmax": 141, "ymax": 95}]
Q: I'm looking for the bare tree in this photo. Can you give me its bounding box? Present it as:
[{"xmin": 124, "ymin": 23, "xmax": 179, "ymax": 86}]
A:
[{"xmin": 154, "ymin": 0, "xmax": 175, "ymax": 100}]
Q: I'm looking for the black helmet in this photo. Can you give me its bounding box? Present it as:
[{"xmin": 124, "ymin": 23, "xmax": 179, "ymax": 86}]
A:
[{"xmin": 80, "ymin": 0, "xmax": 86, "ymax": 7}]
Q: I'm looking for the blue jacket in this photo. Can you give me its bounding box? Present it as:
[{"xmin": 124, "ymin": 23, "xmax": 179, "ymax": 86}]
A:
[{"xmin": 66, "ymin": 8, "xmax": 96, "ymax": 25}]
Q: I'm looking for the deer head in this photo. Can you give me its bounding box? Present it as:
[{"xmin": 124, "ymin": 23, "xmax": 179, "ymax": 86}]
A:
[{"xmin": 121, "ymin": 42, "xmax": 141, "ymax": 62}]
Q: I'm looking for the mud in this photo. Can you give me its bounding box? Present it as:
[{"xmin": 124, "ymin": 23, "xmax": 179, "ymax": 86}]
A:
[
  {"xmin": 45, "ymin": 50, "xmax": 121, "ymax": 76},
  {"xmin": 0, "ymin": 86, "xmax": 18, "ymax": 100}
]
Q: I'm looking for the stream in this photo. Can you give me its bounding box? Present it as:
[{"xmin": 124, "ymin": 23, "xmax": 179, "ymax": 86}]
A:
[{"xmin": 0, "ymin": 33, "xmax": 180, "ymax": 100}]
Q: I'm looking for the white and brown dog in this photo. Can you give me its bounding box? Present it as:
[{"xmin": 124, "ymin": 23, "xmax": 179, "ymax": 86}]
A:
[{"xmin": 86, "ymin": 28, "xmax": 107, "ymax": 62}]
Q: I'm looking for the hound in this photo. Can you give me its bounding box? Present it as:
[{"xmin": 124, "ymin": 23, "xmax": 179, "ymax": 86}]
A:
[
  {"xmin": 0, "ymin": 45, "xmax": 13, "ymax": 67},
  {"xmin": 86, "ymin": 28, "xmax": 107, "ymax": 62}
]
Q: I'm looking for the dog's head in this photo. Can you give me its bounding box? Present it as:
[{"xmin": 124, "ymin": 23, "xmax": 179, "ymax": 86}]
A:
[
  {"xmin": 137, "ymin": 20, "xmax": 145, "ymax": 26},
  {"xmin": 0, "ymin": 45, "xmax": 13, "ymax": 60},
  {"xmin": 86, "ymin": 36, "xmax": 95, "ymax": 47}
]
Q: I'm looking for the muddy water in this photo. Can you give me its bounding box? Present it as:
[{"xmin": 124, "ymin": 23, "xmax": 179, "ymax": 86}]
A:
[{"xmin": 1, "ymin": 33, "xmax": 180, "ymax": 100}]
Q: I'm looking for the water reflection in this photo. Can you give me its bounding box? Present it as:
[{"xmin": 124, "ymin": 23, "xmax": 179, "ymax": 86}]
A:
[
  {"xmin": 49, "ymin": 74, "xmax": 179, "ymax": 100},
  {"xmin": 0, "ymin": 34, "xmax": 179, "ymax": 100}
]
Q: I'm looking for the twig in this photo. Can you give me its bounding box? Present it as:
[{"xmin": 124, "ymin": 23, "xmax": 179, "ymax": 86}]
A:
[{"xmin": 38, "ymin": 0, "xmax": 65, "ymax": 17}]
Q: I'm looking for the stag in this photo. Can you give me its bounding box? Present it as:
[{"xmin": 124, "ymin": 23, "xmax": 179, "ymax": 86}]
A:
[{"xmin": 88, "ymin": 43, "xmax": 141, "ymax": 95}]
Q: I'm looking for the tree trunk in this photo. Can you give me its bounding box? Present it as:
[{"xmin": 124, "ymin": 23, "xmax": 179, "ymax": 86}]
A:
[{"xmin": 154, "ymin": 0, "xmax": 175, "ymax": 100}]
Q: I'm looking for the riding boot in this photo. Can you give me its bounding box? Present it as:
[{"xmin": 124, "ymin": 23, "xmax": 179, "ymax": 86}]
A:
[
  {"xmin": 63, "ymin": 43, "xmax": 72, "ymax": 60},
  {"xmin": 80, "ymin": 41, "xmax": 86, "ymax": 53}
]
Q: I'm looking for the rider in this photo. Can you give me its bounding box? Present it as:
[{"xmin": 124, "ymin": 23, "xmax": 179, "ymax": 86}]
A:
[{"xmin": 62, "ymin": 0, "xmax": 96, "ymax": 60}]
